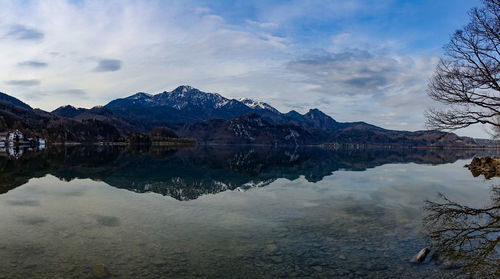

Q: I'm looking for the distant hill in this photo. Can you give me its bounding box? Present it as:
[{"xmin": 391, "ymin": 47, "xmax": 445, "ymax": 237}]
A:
[
  {"xmin": 52, "ymin": 105, "xmax": 141, "ymax": 135},
  {"xmin": 0, "ymin": 85, "xmax": 495, "ymax": 146},
  {"xmin": 52, "ymin": 105, "xmax": 87, "ymax": 118},
  {"xmin": 0, "ymin": 92, "xmax": 32, "ymax": 110},
  {"xmin": 0, "ymin": 95, "xmax": 120, "ymax": 142},
  {"xmin": 177, "ymin": 114, "xmax": 316, "ymax": 145}
]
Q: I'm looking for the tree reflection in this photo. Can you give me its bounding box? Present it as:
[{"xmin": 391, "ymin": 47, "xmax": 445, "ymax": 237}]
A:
[
  {"xmin": 424, "ymin": 188, "xmax": 500, "ymax": 278},
  {"xmin": 1, "ymin": 145, "xmax": 499, "ymax": 200}
]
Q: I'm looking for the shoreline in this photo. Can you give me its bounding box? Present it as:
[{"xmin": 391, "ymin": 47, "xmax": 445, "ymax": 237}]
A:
[{"xmin": 44, "ymin": 141, "xmax": 500, "ymax": 150}]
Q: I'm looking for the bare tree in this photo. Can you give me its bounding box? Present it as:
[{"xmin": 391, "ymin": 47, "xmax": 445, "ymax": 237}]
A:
[{"xmin": 426, "ymin": 0, "xmax": 500, "ymax": 135}]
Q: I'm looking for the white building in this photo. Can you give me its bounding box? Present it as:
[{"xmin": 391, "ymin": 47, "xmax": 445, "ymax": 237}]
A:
[
  {"xmin": 8, "ymin": 130, "xmax": 23, "ymax": 141},
  {"xmin": 39, "ymin": 138, "xmax": 46, "ymax": 150}
]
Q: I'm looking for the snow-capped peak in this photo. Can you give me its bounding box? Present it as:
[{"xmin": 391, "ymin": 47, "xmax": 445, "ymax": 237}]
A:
[
  {"xmin": 238, "ymin": 98, "xmax": 279, "ymax": 113},
  {"xmin": 114, "ymin": 86, "xmax": 281, "ymax": 115},
  {"xmin": 173, "ymin": 85, "xmax": 194, "ymax": 93}
]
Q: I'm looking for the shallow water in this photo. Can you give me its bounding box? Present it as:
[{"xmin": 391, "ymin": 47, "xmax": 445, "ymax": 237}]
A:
[{"xmin": 0, "ymin": 146, "xmax": 499, "ymax": 278}]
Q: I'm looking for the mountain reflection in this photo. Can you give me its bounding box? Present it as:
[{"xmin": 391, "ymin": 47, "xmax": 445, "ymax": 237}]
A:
[
  {"xmin": 0, "ymin": 145, "xmax": 495, "ymax": 200},
  {"xmin": 424, "ymin": 187, "xmax": 500, "ymax": 278}
]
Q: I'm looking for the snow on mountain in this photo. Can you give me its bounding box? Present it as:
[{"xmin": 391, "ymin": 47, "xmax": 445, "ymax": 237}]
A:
[
  {"xmin": 108, "ymin": 85, "xmax": 281, "ymax": 115},
  {"xmin": 238, "ymin": 98, "xmax": 280, "ymax": 114},
  {"xmin": 123, "ymin": 92, "xmax": 154, "ymax": 105},
  {"xmin": 104, "ymin": 85, "xmax": 343, "ymax": 133},
  {"xmin": 153, "ymin": 85, "xmax": 233, "ymax": 110},
  {"xmin": 130, "ymin": 92, "xmax": 153, "ymax": 100}
]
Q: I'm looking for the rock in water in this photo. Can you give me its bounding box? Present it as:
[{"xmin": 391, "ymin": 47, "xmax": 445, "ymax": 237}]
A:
[
  {"xmin": 410, "ymin": 248, "xmax": 430, "ymax": 263},
  {"xmin": 466, "ymin": 156, "xmax": 500, "ymax": 178},
  {"xmin": 91, "ymin": 264, "xmax": 109, "ymax": 279}
]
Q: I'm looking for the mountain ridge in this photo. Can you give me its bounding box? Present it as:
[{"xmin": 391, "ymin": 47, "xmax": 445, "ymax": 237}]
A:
[
  {"xmin": 0, "ymin": 92, "xmax": 32, "ymax": 110},
  {"xmin": 0, "ymin": 85, "xmax": 495, "ymax": 146}
]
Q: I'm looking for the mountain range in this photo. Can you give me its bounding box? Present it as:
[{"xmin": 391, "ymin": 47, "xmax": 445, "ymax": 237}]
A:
[{"xmin": 0, "ymin": 85, "xmax": 495, "ymax": 146}]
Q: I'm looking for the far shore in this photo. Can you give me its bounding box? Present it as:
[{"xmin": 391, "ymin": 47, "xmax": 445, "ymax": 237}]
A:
[{"xmin": 45, "ymin": 141, "xmax": 500, "ymax": 150}]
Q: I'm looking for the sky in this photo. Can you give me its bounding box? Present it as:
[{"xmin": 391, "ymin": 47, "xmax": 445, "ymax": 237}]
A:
[{"xmin": 0, "ymin": 0, "xmax": 489, "ymax": 137}]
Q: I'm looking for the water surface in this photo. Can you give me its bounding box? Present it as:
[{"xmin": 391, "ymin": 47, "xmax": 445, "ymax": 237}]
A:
[{"xmin": 0, "ymin": 146, "xmax": 498, "ymax": 278}]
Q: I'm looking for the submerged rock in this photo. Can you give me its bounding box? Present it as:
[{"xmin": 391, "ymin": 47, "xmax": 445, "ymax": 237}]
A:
[
  {"xmin": 410, "ymin": 248, "xmax": 430, "ymax": 263},
  {"xmin": 439, "ymin": 259, "xmax": 462, "ymax": 270},
  {"xmin": 311, "ymin": 265, "xmax": 323, "ymax": 272},
  {"xmin": 465, "ymin": 156, "xmax": 500, "ymax": 178},
  {"xmin": 91, "ymin": 264, "xmax": 110, "ymax": 279},
  {"xmin": 364, "ymin": 263, "xmax": 389, "ymax": 271},
  {"xmin": 431, "ymin": 252, "xmax": 462, "ymax": 270},
  {"xmin": 266, "ymin": 244, "xmax": 278, "ymax": 253},
  {"xmin": 152, "ymin": 259, "xmax": 167, "ymax": 267},
  {"xmin": 270, "ymin": 256, "xmax": 284, "ymax": 264}
]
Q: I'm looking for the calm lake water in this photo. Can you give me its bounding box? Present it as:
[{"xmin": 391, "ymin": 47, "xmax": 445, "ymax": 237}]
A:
[{"xmin": 0, "ymin": 146, "xmax": 499, "ymax": 278}]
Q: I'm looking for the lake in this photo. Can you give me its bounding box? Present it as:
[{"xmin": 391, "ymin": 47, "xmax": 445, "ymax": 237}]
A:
[{"xmin": 0, "ymin": 145, "xmax": 499, "ymax": 278}]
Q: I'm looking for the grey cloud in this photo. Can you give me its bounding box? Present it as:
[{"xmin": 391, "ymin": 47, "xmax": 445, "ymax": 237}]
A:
[
  {"xmin": 6, "ymin": 200, "xmax": 40, "ymax": 206},
  {"xmin": 18, "ymin": 60, "xmax": 48, "ymax": 68},
  {"xmin": 17, "ymin": 215, "xmax": 47, "ymax": 225},
  {"xmin": 5, "ymin": 79, "xmax": 41, "ymax": 86},
  {"xmin": 55, "ymin": 89, "xmax": 86, "ymax": 96},
  {"xmin": 5, "ymin": 25, "xmax": 44, "ymax": 41},
  {"xmin": 93, "ymin": 215, "xmax": 120, "ymax": 227},
  {"xmin": 23, "ymin": 88, "xmax": 87, "ymax": 101},
  {"xmin": 294, "ymin": 50, "xmax": 373, "ymax": 65},
  {"xmin": 344, "ymin": 76, "xmax": 388, "ymax": 88},
  {"xmin": 93, "ymin": 59, "xmax": 122, "ymax": 72},
  {"xmin": 287, "ymin": 49, "xmax": 416, "ymax": 96}
]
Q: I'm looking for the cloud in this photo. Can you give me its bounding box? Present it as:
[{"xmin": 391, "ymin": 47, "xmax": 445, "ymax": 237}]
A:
[
  {"xmin": 17, "ymin": 215, "xmax": 47, "ymax": 225},
  {"xmin": 6, "ymin": 200, "xmax": 40, "ymax": 206},
  {"xmin": 4, "ymin": 24, "xmax": 44, "ymax": 41},
  {"xmin": 287, "ymin": 49, "xmax": 426, "ymax": 97},
  {"xmin": 17, "ymin": 60, "xmax": 48, "ymax": 68},
  {"xmin": 5, "ymin": 79, "xmax": 41, "ymax": 86},
  {"xmin": 54, "ymin": 89, "xmax": 87, "ymax": 96},
  {"xmin": 93, "ymin": 59, "xmax": 122, "ymax": 72},
  {"xmin": 22, "ymin": 88, "xmax": 87, "ymax": 101},
  {"xmin": 193, "ymin": 7, "xmax": 211, "ymax": 15},
  {"xmin": 245, "ymin": 19, "xmax": 278, "ymax": 29}
]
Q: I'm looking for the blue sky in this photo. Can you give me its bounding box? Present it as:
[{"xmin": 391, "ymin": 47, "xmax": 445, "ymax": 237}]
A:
[
  {"xmin": 0, "ymin": 0, "xmax": 488, "ymax": 137},
  {"xmin": 204, "ymin": 0, "xmax": 478, "ymax": 51}
]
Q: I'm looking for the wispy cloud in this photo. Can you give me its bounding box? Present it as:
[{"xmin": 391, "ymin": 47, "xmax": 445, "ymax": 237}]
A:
[
  {"xmin": 5, "ymin": 79, "xmax": 41, "ymax": 86},
  {"xmin": 18, "ymin": 60, "xmax": 48, "ymax": 68},
  {"xmin": 54, "ymin": 89, "xmax": 87, "ymax": 96},
  {"xmin": 93, "ymin": 59, "xmax": 122, "ymax": 72},
  {"xmin": 287, "ymin": 49, "xmax": 431, "ymax": 97},
  {"xmin": 23, "ymin": 88, "xmax": 87, "ymax": 101},
  {"xmin": 4, "ymin": 25, "xmax": 44, "ymax": 41}
]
